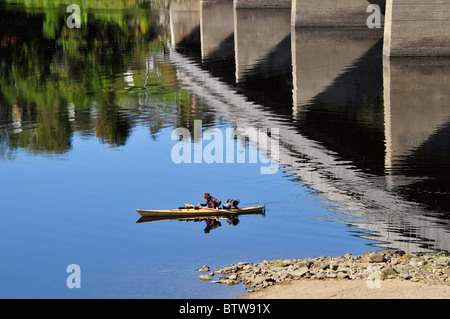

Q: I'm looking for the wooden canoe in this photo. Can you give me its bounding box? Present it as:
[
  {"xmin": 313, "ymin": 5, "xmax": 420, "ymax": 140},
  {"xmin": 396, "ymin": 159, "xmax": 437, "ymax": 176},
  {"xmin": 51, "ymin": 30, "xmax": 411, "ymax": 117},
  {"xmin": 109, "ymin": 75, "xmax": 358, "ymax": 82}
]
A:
[{"xmin": 135, "ymin": 203, "xmax": 265, "ymax": 219}]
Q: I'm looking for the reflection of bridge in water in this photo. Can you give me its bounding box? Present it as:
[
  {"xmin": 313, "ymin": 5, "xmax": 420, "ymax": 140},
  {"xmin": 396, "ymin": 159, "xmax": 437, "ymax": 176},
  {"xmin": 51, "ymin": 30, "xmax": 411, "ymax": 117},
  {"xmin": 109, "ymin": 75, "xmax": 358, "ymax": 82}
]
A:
[{"xmin": 168, "ymin": 0, "xmax": 450, "ymax": 253}]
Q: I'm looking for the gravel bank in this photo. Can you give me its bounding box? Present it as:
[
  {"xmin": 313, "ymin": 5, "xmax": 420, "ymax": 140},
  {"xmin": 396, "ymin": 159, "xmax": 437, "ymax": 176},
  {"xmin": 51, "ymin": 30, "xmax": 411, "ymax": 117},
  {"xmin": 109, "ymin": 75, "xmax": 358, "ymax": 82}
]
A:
[{"xmin": 197, "ymin": 249, "xmax": 450, "ymax": 298}]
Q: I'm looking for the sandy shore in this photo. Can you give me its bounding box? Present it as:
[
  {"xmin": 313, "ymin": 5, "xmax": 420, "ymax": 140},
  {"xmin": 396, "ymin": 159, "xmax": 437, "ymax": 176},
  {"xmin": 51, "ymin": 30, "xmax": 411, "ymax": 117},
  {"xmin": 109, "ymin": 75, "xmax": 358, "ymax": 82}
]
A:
[{"xmin": 237, "ymin": 278, "xmax": 450, "ymax": 299}]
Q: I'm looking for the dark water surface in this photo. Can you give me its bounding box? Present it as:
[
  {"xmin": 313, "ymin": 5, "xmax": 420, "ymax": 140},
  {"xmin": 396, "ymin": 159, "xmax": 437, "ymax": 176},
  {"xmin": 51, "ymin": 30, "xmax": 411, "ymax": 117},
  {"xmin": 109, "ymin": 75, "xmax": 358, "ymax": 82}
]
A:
[{"xmin": 1, "ymin": 1, "xmax": 449, "ymax": 298}]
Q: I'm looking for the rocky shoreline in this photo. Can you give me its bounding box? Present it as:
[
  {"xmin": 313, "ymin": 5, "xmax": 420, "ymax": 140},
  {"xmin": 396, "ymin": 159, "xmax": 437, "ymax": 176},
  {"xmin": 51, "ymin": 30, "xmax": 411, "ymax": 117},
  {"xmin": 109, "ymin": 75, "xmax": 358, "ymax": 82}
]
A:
[{"xmin": 198, "ymin": 250, "xmax": 450, "ymax": 293}]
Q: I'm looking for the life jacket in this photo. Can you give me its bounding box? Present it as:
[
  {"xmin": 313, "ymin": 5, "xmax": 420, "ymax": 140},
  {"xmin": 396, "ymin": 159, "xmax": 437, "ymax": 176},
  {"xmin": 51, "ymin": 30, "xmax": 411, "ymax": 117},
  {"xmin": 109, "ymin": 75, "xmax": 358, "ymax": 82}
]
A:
[
  {"xmin": 209, "ymin": 196, "xmax": 221, "ymax": 208},
  {"xmin": 211, "ymin": 197, "xmax": 217, "ymax": 208},
  {"xmin": 208, "ymin": 218, "xmax": 221, "ymax": 228}
]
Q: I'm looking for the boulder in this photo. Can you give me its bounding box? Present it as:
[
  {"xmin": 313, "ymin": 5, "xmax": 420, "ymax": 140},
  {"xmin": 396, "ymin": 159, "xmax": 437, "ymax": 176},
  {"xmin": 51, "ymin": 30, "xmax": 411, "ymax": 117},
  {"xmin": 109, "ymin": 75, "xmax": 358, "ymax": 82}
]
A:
[
  {"xmin": 436, "ymin": 257, "xmax": 450, "ymax": 267},
  {"xmin": 369, "ymin": 252, "xmax": 386, "ymax": 263}
]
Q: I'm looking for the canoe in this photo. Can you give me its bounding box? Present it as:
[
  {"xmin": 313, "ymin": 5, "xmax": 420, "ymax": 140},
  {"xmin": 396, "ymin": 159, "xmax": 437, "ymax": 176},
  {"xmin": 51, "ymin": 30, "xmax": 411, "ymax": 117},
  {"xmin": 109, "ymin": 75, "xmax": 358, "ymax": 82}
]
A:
[{"xmin": 135, "ymin": 203, "xmax": 265, "ymax": 219}]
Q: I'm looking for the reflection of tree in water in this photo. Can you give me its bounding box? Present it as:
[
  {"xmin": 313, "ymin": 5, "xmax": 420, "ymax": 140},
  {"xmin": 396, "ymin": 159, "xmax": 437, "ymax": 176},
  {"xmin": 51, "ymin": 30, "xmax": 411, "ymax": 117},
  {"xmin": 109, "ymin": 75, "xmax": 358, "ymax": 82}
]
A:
[
  {"xmin": 8, "ymin": 101, "xmax": 73, "ymax": 154},
  {"xmin": 95, "ymin": 106, "xmax": 130, "ymax": 147},
  {"xmin": 0, "ymin": 2, "xmax": 212, "ymax": 154}
]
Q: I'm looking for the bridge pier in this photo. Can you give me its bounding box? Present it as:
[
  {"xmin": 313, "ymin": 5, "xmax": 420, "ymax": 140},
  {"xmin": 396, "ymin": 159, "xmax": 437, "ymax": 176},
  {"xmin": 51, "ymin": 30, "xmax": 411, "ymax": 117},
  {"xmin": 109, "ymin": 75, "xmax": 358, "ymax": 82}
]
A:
[
  {"xmin": 383, "ymin": 0, "xmax": 450, "ymax": 56},
  {"xmin": 291, "ymin": 28, "xmax": 381, "ymax": 115},
  {"xmin": 234, "ymin": 8, "xmax": 291, "ymax": 83},
  {"xmin": 383, "ymin": 56, "xmax": 450, "ymax": 177},
  {"xmin": 234, "ymin": 0, "xmax": 290, "ymax": 9},
  {"xmin": 200, "ymin": 0, "xmax": 234, "ymax": 59},
  {"xmin": 169, "ymin": 0, "xmax": 200, "ymax": 49}
]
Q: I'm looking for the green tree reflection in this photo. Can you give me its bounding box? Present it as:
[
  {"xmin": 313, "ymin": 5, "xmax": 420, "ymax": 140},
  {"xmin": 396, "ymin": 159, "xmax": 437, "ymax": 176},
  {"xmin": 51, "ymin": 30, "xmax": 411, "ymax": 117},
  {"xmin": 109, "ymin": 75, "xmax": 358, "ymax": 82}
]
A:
[{"xmin": 0, "ymin": 0, "xmax": 203, "ymax": 157}]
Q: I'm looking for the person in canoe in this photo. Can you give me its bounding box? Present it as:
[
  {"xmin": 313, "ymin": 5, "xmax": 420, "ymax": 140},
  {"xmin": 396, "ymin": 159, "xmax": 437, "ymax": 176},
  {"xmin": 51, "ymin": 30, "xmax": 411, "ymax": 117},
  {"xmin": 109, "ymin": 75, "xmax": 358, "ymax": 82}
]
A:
[
  {"xmin": 198, "ymin": 193, "xmax": 222, "ymax": 209},
  {"xmin": 203, "ymin": 217, "xmax": 221, "ymax": 233}
]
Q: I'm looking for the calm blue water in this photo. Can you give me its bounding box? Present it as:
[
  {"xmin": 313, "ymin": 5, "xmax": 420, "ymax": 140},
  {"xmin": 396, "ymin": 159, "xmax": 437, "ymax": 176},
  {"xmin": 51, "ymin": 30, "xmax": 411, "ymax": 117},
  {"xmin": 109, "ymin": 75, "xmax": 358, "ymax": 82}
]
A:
[{"xmin": 0, "ymin": 123, "xmax": 371, "ymax": 298}]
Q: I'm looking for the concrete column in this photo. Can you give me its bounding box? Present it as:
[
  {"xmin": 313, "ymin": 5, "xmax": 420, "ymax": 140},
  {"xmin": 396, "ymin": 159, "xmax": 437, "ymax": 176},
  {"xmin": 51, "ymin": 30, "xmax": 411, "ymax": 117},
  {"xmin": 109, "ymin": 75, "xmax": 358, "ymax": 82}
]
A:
[
  {"xmin": 234, "ymin": 0, "xmax": 290, "ymax": 9},
  {"xmin": 234, "ymin": 8, "xmax": 291, "ymax": 82},
  {"xmin": 200, "ymin": 0, "xmax": 234, "ymax": 59},
  {"xmin": 291, "ymin": 28, "xmax": 381, "ymax": 115},
  {"xmin": 291, "ymin": 0, "xmax": 383, "ymax": 27},
  {"xmin": 384, "ymin": 0, "xmax": 450, "ymax": 56},
  {"xmin": 169, "ymin": 0, "xmax": 200, "ymax": 48},
  {"xmin": 383, "ymin": 56, "xmax": 450, "ymax": 178}
]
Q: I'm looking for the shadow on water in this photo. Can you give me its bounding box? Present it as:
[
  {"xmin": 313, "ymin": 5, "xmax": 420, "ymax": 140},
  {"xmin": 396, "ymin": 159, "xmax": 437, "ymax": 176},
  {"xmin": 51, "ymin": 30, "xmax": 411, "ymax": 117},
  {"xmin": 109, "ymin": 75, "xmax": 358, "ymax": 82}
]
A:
[
  {"xmin": 136, "ymin": 209, "xmax": 265, "ymax": 234},
  {"xmin": 170, "ymin": 2, "xmax": 450, "ymax": 253}
]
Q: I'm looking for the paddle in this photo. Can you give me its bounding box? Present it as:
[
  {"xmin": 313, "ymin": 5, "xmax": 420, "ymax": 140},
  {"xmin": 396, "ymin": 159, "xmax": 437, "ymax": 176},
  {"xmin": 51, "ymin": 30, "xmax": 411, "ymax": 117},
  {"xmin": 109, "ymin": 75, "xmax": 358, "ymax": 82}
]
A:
[
  {"xmin": 184, "ymin": 203, "xmax": 233, "ymax": 214},
  {"xmin": 178, "ymin": 205, "xmax": 199, "ymax": 210}
]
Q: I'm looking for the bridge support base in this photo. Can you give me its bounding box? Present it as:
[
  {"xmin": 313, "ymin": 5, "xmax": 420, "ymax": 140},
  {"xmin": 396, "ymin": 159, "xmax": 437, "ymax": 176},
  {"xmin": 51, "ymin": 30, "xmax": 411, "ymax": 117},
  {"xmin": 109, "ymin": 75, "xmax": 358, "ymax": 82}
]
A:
[
  {"xmin": 383, "ymin": 0, "xmax": 450, "ymax": 56},
  {"xmin": 234, "ymin": 0, "xmax": 290, "ymax": 9}
]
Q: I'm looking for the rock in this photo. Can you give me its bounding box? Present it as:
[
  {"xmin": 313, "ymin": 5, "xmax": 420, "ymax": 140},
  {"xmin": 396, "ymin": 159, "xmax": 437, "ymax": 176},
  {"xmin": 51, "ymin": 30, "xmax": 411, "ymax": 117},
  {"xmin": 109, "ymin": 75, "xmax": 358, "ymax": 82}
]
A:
[
  {"xmin": 436, "ymin": 251, "xmax": 449, "ymax": 257},
  {"xmin": 321, "ymin": 262, "xmax": 330, "ymax": 270},
  {"xmin": 384, "ymin": 265, "xmax": 398, "ymax": 277},
  {"xmin": 282, "ymin": 259, "xmax": 293, "ymax": 267},
  {"xmin": 227, "ymin": 274, "xmax": 238, "ymax": 281},
  {"xmin": 400, "ymin": 270, "xmax": 411, "ymax": 280},
  {"xmin": 204, "ymin": 252, "xmax": 450, "ymax": 292},
  {"xmin": 220, "ymin": 279, "xmax": 238, "ymax": 286},
  {"xmin": 198, "ymin": 265, "xmax": 210, "ymax": 273},
  {"xmin": 277, "ymin": 270, "xmax": 292, "ymax": 280},
  {"xmin": 291, "ymin": 267, "xmax": 309, "ymax": 279},
  {"xmin": 338, "ymin": 272, "xmax": 350, "ymax": 279},
  {"xmin": 436, "ymin": 257, "xmax": 450, "ymax": 267},
  {"xmin": 248, "ymin": 275, "xmax": 266, "ymax": 287},
  {"xmin": 270, "ymin": 266, "xmax": 283, "ymax": 273},
  {"xmin": 252, "ymin": 266, "xmax": 261, "ymax": 274},
  {"xmin": 242, "ymin": 264, "xmax": 252, "ymax": 271},
  {"xmin": 369, "ymin": 252, "xmax": 386, "ymax": 263},
  {"xmin": 199, "ymin": 275, "xmax": 210, "ymax": 282},
  {"xmin": 298, "ymin": 260, "xmax": 313, "ymax": 268},
  {"xmin": 313, "ymin": 260, "xmax": 324, "ymax": 268},
  {"xmin": 228, "ymin": 265, "xmax": 238, "ymax": 272},
  {"xmin": 409, "ymin": 258, "xmax": 420, "ymax": 267},
  {"xmin": 379, "ymin": 249, "xmax": 406, "ymax": 257},
  {"xmin": 390, "ymin": 258, "xmax": 399, "ymax": 266}
]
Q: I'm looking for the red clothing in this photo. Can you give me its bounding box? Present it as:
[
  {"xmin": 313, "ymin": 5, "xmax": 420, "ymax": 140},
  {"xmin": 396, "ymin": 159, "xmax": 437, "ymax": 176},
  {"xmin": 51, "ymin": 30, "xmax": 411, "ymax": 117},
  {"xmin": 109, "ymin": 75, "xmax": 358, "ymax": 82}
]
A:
[{"xmin": 200, "ymin": 196, "xmax": 221, "ymax": 208}]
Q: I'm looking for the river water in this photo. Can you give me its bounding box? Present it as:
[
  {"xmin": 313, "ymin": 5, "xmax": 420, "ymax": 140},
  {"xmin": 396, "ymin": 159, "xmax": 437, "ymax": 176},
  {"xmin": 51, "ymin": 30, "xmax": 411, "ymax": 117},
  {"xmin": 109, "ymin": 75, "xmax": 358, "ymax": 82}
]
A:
[{"xmin": 0, "ymin": 1, "xmax": 449, "ymax": 298}]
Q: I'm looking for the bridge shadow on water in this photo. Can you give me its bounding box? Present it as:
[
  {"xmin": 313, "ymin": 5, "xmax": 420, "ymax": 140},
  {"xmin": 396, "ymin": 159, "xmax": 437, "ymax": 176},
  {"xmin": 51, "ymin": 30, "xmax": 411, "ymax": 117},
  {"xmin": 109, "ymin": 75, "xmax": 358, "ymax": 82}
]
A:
[{"xmin": 171, "ymin": 6, "xmax": 450, "ymax": 253}]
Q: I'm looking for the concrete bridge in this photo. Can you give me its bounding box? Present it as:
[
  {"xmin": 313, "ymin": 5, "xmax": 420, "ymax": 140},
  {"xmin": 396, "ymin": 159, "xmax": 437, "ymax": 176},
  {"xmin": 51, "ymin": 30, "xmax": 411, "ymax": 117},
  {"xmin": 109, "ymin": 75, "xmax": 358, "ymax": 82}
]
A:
[
  {"xmin": 171, "ymin": 0, "xmax": 449, "ymax": 56},
  {"xmin": 169, "ymin": 0, "xmax": 450, "ymax": 171},
  {"xmin": 168, "ymin": 0, "xmax": 450, "ymax": 252},
  {"xmin": 291, "ymin": 0, "xmax": 449, "ymax": 57},
  {"xmin": 168, "ymin": 46, "xmax": 450, "ymax": 253}
]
